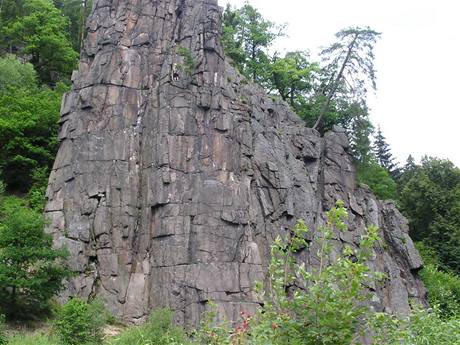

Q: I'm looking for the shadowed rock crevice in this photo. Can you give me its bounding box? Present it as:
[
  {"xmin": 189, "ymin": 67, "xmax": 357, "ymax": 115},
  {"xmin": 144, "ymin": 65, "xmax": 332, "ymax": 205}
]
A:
[{"xmin": 45, "ymin": 0, "xmax": 426, "ymax": 325}]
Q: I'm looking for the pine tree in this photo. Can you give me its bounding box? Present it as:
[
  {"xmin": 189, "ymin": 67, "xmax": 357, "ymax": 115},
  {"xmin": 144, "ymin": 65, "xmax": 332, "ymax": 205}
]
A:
[
  {"xmin": 397, "ymin": 154, "xmax": 418, "ymax": 194},
  {"xmin": 404, "ymin": 154, "xmax": 417, "ymax": 172},
  {"xmin": 349, "ymin": 110, "xmax": 374, "ymax": 164},
  {"xmin": 373, "ymin": 126, "xmax": 398, "ymax": 176}
]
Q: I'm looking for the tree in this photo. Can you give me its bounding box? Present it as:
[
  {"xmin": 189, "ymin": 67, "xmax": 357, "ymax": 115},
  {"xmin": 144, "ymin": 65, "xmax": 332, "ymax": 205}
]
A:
[
  {"xmin": 222, "ymin": 2, "xmax": 284, "ymax": 85},
  {"xmin": 347, "ymin": 103, "xmax": 373, "ymax": 163},
  {"xmin": 312, "ymin": 27, "xmax": 381, "ymax": 132},
  {"xmin": 53, "ymin": 0, "xmax": 93, "ymax": 51},
  {"xmin": 2, "ymin": 0, "xmax": 78, "ymax": 83},
  {"xmin": 0, "ymin": 196, "xmax": 71, "ymax": 317},
  {"xmin": 0, "ymin": 55, "xmax": 66, "ymax": 192},
  {"xmin": 221, "ymin": 3, "xmax": 246, "ymax": 70},
  {"xmin": 400, "ymin": 157, "xmax": 460, "ymax": 273},
  {"xmin": 0, "ymin": 53, "xmax": 36, "ymax": 90},
  {"xmin": 0, "ymin": 0, "xmax": 26, "ymax": 28},
  {"xmin": 270, "ymin": 51, "xmax": 318, "ymax": 109},
  {"xmin": 357, "ymin": 160, "xmax": 397, "ymax": 200},
  {"xmin": 373, "ymin": 126, "xmax": 399, "ymax": 177},
  {"xmin": 397, "ymin": 154, "xmax": 417, "ymax": 194}
]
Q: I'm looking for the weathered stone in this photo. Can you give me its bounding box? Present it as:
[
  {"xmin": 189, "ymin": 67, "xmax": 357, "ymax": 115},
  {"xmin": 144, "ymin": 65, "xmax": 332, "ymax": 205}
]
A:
[{"xmin": 45, "ymin": 0, "xmax": 426, "ymax": 329}]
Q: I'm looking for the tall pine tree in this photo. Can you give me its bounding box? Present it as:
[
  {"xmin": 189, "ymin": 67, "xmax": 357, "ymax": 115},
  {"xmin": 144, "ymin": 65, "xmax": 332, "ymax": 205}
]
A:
[{"xmin": 373, "ymin": 126, "xmax": 398, "ymax": 177}]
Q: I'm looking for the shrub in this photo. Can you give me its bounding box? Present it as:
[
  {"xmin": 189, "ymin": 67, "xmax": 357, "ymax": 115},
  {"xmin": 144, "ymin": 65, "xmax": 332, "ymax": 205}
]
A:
[
  {"xmin": 357, "ymin": 160, "xmax": 397, "ymax": 200},
  {"xmin": 0, "ymin": 54, "xmax": 37, "ymax": 91},
  {"xmin": 416, "ymin": 242, "xmax": 460, "ymax": 317},
  {"xmin": 54, "ymin": 299, "xmax": 109, "ymax": 345},
  {"xmin": 243, "ymin": 201, "xmax": 382, "ymax": 345},
  {"xmin": 110, "ymin": 308, "xmax": 190, "ymax": 345},
  {"xmin": 176, "ymin": 46, "xmax": 194, "ymax": 76},
  {"xmin": 372, "ymin": 307, "xmax": 460, "ymax": 345}
]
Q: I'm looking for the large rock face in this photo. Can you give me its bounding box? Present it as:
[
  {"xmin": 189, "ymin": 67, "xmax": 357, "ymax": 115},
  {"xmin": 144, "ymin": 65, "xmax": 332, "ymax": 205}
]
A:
[{"xmin": 45, "ymin": 0, "xmax": 426, "ymax": 325}]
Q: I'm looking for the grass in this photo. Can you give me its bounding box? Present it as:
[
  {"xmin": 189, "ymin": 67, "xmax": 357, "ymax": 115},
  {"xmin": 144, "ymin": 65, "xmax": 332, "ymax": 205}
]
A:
[{"xmin": 8, "ymin": 332, "xmax": 59, "ymax": 345}]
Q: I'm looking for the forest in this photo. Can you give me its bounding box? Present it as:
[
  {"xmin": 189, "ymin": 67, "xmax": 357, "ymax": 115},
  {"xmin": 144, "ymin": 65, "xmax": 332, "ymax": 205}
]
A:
[{"xmin": 1, "ymin": 0, "xmax": 460, "ymax": 344}]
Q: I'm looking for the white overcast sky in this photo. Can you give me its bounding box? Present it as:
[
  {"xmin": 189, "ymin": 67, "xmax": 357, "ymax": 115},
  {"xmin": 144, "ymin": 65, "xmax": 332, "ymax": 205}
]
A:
[{"xmin": 219, "ymin": 0, "xmax": 460, "ymax": 167}]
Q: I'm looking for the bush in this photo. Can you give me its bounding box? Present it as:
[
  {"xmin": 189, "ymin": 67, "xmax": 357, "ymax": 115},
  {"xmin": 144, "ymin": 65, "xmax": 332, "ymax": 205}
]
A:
[
  {"xmin": 357, "ymin": 160, "xmax": 397, "ymax": 200},
  {"xmin": 416, "ymin": 242, "xmax": 460, "ymax": 317},
  {"xmin": 54, "ymin": 299, "xmax": 109, "ymax": 345},
  {"xmin": 110, "ymin": 308, "xmax": 190, "ymax": 345},
  {"xmin": 244, "ymin": 201, "xmax": 381, "ymax": 345},
  {"xmin": 372, "ymin": 307, "xmax": 460, "ymax": 345},
  {"xmin": 0, "ymin": 54, "xmax": 37, "ymax": 91},
  {"xmin": 0, "ymin": 197, "xmax": 71, "ymax": 318}
]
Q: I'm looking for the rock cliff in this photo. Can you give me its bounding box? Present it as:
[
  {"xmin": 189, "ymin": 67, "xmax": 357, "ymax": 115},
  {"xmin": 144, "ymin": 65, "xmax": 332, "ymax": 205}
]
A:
[{"xmin": 45, "ymin": 0, "xmax": 426, "ymax": 325}]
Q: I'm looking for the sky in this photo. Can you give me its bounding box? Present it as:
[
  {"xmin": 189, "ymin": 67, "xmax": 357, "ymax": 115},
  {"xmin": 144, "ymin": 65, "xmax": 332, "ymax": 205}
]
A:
[{"xmin": 219, "ymin": 0, "xmax": 460, "ymax": 167}]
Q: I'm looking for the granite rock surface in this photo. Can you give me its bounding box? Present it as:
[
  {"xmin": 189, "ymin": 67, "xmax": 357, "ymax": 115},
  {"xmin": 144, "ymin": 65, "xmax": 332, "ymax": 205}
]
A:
[{"xmin": 45, "ymin": 0, "xmax": 426, "ymax": 325}]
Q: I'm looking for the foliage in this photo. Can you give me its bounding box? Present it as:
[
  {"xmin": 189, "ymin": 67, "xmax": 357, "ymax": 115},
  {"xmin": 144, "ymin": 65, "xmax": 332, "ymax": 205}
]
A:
[
  {"xmin": 357, "ymin": 160, "xmax": 398, "ymax": 200},
  {"xmin": 54, "ymin": 299, "xmax": 109, "ymax": 345},
  {"xmin": 373, "ymin": 126, "xmax": 399, "ymax": 177},
  {"xmin": 348, "ymin": 107, "xmax": 374, "ymax": 164},
  {"xmin": 27, "ymin": 167, "xmax": 50, "ymax": 212},
  {"xmin": 110, "ymin": 308, "xmax": 191, "ymax": 345},
  {"xmin": 0, "ymin": 55, "xmax": 66, "ymax": 192},
  {"xmin": 222, "ymin": 2, "xmax": 284, "ymax": 85},
  {"xmin": 221, "ymin": 4, "xmax": 246, "ymax": 70},
  {"xmin": 53, "ymin": 0, "xmax": 93, "ymax": 51},
  {"xmin": 246, "ymin": 201, "xmax": 381, "ymax": 345},
  {"xmin": 0, "ymin": 54, "xmax": 37, "ymax": 90},
  {"xmin": 399, "ymin": 157, "xmax": 460, "ymax": 273},
  {"xmin": 0, "ymin": 197, "xmax": 71, "ymax": 317},
  {"xmin": 416, "ymin": 242, "xmax": 460, "ymax": 317},
  {"xmin": 0, "ymin": 314, "xmax": 7, "ymax": 345},
  {"xmin": 1, "ymin": 0, "xmax": 78, "ymax": 83},
  {"xmin": 270, "ymin": 51, "xmax": 318, "ymax": 110},
  {"xmin": 372, "ymin": 307, "xmax": 460, "ymax": 345},
  {"xmin": 312, "ymin": 27, "xmax": 380, "ymax": 132},
  {"xmin": 176, "ymin": 46, "xmax": 194, "ymax": 76}
]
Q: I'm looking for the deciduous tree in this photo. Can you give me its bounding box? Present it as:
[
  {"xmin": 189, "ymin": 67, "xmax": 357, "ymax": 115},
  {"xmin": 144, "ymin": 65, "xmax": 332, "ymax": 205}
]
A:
[
  {"xmin": 2, "ymin": 0, "xmax": 78, "ymax": 83},
  {"xmin": 0, "ymin": 197, "xmax": 71, "ymax": 316},
  {"xmin": 222, "ymin": 2, "xmax": 284, "ymax": 85}
]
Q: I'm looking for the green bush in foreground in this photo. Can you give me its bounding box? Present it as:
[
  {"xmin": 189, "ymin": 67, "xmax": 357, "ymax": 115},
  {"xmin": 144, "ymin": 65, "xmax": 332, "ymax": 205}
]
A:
[
  {"xmin": 372, "ymin": 307, "xmax": 460, "ymax": 345},
  {"xmin": 245, "ymin": 201, "xmax": 381, "ymax": 345},
  {"xmin": 54, "ymin": 299, "xmax": 109, "ymax": 345}
]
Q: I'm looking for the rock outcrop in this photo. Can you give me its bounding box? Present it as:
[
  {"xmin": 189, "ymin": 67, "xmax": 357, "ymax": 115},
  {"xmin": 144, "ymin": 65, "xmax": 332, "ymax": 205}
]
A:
[{"xmin": 45, "ymin": 0, "xmax": 426, "ymax": 325}]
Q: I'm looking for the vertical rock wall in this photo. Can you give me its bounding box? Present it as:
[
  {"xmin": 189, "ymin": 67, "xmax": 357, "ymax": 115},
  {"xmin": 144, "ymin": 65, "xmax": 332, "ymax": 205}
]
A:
[{"xmin": 45, "ymin": 0, "xmax": 426, "ymax": 325}]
